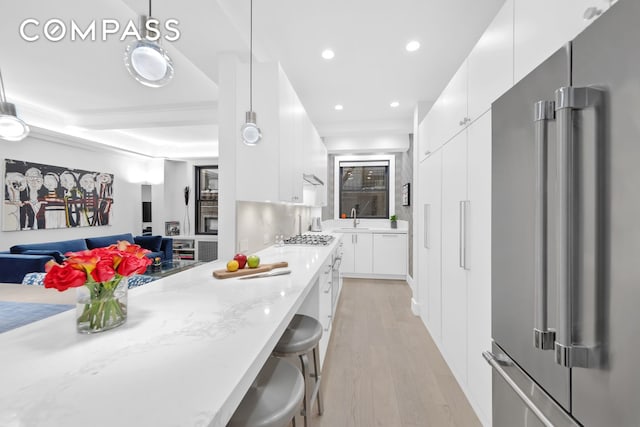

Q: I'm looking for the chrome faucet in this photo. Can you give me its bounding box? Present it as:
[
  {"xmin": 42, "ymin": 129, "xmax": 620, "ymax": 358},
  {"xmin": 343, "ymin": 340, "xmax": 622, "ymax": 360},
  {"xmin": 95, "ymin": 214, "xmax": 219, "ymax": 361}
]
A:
[{"xmin": 350, "ymin": 207, "xmax": 357, "ymax": 228}]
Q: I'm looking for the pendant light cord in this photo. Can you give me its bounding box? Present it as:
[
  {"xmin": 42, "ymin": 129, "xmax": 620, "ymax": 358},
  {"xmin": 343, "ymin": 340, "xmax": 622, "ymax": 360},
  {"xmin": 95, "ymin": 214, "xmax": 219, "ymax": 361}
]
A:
[
  {"xmin": 249, "ymin": 0, "xmax": 253, "ymax": 112},
  {"xmin": 0, "ymin": 69, "xmax": 6, "ymax": 103},
  {"xmin": 148, "ymin": 0, "xmax": 152, "ymax": 17}
]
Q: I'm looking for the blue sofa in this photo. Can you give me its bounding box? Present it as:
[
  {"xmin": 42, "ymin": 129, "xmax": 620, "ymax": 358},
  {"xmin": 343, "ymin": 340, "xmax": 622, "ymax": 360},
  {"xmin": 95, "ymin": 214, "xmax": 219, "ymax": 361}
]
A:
[{"xmin": 0, "ymin": 233, "xmax": 173, "ymax": 284}]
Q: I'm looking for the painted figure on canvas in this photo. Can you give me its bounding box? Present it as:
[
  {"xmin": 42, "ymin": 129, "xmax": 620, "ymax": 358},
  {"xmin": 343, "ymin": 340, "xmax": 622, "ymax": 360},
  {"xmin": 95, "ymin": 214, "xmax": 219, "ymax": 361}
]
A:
[{"xmin": 2, "ymin": 159, "xmax": 115, "ymax": 231}]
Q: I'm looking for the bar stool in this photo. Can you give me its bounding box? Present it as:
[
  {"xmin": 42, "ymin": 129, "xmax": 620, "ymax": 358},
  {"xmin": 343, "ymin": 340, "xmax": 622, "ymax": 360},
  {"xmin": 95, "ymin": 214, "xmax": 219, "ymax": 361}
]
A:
[
  {"xmin": 228, "ymin": 357, "xmax": 304, "ymax": 427},
  {"xmin": 273, "ymin": 314, "xmax": 323, "ymax": 427}
]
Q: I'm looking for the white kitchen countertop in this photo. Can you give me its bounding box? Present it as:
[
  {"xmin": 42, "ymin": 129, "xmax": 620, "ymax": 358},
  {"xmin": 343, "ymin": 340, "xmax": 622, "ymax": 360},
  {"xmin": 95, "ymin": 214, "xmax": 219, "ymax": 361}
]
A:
[{"xmin": 0, "ymin": 236, "xmax": 340, "ymax": 427}]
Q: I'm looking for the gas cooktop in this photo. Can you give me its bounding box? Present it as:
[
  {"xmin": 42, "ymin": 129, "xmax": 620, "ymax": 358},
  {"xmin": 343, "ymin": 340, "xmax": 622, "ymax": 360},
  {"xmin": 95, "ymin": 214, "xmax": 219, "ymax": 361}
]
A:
[{"xmin": 283, "ymin": 234, "xmax": 334, "ymax": 246}]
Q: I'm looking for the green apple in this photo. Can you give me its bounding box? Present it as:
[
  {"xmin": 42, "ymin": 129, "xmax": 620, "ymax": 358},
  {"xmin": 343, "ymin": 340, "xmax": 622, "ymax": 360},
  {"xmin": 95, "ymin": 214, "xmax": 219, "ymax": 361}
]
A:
[{"xmin": 247, "ymin": 255, "xmax": 260, "ymax": 268}]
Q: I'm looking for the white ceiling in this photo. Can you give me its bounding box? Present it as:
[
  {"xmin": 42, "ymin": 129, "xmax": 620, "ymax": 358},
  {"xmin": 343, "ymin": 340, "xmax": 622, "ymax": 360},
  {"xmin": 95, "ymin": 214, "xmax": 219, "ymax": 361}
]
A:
[{"xmin": 0, "ymin": 0, "xmax": 505, "ymax": 158}]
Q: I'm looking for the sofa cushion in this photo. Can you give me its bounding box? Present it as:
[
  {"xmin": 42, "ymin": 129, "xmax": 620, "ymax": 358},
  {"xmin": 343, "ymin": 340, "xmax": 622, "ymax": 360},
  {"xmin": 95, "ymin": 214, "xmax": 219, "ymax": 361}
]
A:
[
  {"xmin": 134, "ymin": 235, "xmax": 163, "ymax": 252},
  {"xmin": 11, "ymin": 239, "xmax": 88, "ymax": 256},
  {"xmin": 85, "ymin": 233, "xmax": 134, "ymax": 249},
  {"xmin": 0, "ymin": 254, "xmax": 54, "ymax": 284},
  {"xmin": 22, "ymin": 250, "xmax": 65, "ymax": 264}
]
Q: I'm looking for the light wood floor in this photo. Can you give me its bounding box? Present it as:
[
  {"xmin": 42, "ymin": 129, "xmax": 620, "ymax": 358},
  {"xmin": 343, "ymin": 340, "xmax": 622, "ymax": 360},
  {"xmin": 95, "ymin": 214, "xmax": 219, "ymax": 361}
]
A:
[{"xmin": 304, "ymin": 278, "xmax": 481, "ymax": 427}]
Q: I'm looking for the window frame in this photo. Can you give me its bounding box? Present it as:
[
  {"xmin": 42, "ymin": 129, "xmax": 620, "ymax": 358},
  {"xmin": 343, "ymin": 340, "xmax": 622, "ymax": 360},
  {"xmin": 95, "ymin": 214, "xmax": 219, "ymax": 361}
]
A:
[
  {"xmin": 333, "ymin": 154, "xmax": 395, "ymax": 220},
  {"xmin": 194, "ymin": 165, "xmax": 218, "ymax": 235}
]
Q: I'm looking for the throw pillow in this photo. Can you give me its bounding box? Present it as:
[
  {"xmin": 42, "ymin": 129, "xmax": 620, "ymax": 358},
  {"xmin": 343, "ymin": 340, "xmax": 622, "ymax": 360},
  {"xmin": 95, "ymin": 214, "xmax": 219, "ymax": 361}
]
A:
[{"xmin": 134, "ymin": 235, "xmax": 163, "ymax": 253}]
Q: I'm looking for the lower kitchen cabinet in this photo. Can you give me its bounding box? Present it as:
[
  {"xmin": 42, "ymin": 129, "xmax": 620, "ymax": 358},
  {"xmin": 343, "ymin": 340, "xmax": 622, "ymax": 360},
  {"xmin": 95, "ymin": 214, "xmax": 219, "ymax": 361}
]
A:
[
  {"xmin": 372, "ymin": 233, "xmax": 407, "ymax": 276},
  {"xmin": 340, "ymin": 232, "xmax": 372, "ymax": 275},
  {"xmin": 341, "ymin": 231, "xmax": 407, "ymax": 278}
]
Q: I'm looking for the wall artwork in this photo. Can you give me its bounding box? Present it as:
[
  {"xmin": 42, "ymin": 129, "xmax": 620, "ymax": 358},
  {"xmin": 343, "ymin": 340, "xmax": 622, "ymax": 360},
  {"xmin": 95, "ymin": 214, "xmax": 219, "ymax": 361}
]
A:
[
  {"xmin": 402, "ymin": 183, "xmax": 410, "ymax": 207},
  {"xmin": 3, "ymin": 159, "xmax": 114, "ymax": 231}
]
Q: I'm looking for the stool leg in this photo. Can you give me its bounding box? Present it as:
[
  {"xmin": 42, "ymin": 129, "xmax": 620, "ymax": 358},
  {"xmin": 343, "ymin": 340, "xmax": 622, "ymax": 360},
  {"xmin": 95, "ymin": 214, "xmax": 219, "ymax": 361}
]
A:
[
  {"xmin": 312, "ymin": 346, "xmax": 323, "ymax": 415},
  {"xmin": 299, "ymin": 353, "xmax": 311, "ymax": 427}
]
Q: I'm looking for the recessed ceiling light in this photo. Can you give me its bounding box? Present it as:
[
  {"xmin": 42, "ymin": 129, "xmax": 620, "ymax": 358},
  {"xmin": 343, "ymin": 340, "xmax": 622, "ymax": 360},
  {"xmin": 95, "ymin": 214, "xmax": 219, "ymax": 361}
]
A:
[
  {"xmin": 321, "ymin": 49, "xmax": 335, "ymax": 60},
  {"xmin": 334, "ymin": 104, "xmax": 343, "ymax": 111},
  {"xmin": 405, "ymin": 40, "xmax": 420, "ymax": 52},
  {"xmin": 390, "ymin": 101, "xmax": 400, "ymax": 108}
]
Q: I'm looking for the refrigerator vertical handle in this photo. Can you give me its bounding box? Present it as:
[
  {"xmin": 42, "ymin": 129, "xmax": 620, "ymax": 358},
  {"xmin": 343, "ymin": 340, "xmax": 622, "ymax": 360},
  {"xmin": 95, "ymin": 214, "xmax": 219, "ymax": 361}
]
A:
[
  {"xmin": 424, "ymin": 204, "xmax": 430, "ymax": 249},
  {"xmin": 459, "ymin": 200, "xmax": 469, "ymax": 270},
  {"xmin": 533, "ymin": 100, "xmax": 556, "ymax": 351},
  {"xmin": 554, "ymin": 86, "xmax": 603, "ymax": 368}
]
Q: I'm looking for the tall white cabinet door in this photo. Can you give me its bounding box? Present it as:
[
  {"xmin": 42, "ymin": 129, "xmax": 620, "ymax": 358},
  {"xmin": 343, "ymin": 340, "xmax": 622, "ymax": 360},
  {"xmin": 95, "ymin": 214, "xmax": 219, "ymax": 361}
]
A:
[
  {"xmin": 354, "ymin": 233, "xmax": 373, "ymax": 274},
  {"xmin": 514, "ymin": 0, "xmax": 607, "ymax": 83},
  {"xmin": 467, "ymin": 0, "xmax": 514, "ymax": 121},
  {"xmin": 466, "ymin": 112, "xmax": 493, "ymax": 426},
  {"xmin": 441, "ymin": 131, "xmax": 469, "ymax": 384},
  {"xmin": 424, "ymin": 151, "xmax": 443, "ymax": 342},
  {"xmin": 426, "ymin": 61, "xmax": 468, "ymax": 151}
]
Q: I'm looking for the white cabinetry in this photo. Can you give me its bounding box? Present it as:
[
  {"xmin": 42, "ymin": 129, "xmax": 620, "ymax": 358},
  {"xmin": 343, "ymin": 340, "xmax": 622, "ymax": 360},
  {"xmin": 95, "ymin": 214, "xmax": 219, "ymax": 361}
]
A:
[
  {"xmin": 417, "ymin": 114, "xmax": 492, "ymax": 425},
  {"xmin": 514, "ymin": 0, "xmax": 613, "ymax": 83},
  {"xmin": 425, "ymin": 0, "xmax": 514, "ymax": 151},
  {"xmin": 417, "ymin": 116, "xmax": 430, "ymax": 162},
  {"xmin": 440, "ymin": 130, "xmax": 469, "ymax": 385},
  {"xmin": 417, "ymin": 150, "xmax": 443, "ymax": 342},
  {"xmin": 466, "ymin": 112, "xmax": 492, "ymax": 424},
  {"xmin": 238, "ymin": 62, "xmax": 327, "ymax": 206},
  {"xmin": 425, "ymin": 61, "xmax": 468, "ymax": 152},
  {"xmin": 372, "ymin": 233, "xmax": 407, "ymax": 276},
  {"xmin": 340, "ymin": 232, "xmax": 372, "ymax": 275},
  {"xmin": 467, "ymin": 0, "xmax": 514, "ymax": 120}
]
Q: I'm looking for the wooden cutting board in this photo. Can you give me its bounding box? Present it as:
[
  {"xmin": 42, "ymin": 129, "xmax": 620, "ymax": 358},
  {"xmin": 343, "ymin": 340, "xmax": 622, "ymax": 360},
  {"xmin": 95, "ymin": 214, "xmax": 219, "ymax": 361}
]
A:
[{"xmin": 213, "ymin": 261, "xmax": 289, "ymax": 279}]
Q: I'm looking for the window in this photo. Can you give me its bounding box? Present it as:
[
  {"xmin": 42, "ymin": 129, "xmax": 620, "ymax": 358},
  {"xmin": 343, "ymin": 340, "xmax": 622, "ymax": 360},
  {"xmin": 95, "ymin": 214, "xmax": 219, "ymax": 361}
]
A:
[
  {"xmin": 338, "ymin": 160, "xmax": 390, "ymax": 219},
  {"xmin": 195, "ymin": 166, "xmax": 218, "ymax": 235}
]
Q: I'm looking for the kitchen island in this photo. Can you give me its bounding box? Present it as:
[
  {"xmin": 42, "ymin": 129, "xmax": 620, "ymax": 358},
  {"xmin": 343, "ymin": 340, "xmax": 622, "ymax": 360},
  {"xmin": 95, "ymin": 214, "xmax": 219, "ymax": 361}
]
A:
[{"xmin": 0, "ymin": 236, "xmax": 341, "ymax": 427}]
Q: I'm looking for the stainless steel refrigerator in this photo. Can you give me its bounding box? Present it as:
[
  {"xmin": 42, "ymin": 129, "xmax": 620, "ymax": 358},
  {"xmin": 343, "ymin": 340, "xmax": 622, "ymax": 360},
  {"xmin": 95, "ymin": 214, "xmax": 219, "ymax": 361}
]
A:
[{"xmin": 486, "ymin": 1, "xmax": 640, "ymax": 425}]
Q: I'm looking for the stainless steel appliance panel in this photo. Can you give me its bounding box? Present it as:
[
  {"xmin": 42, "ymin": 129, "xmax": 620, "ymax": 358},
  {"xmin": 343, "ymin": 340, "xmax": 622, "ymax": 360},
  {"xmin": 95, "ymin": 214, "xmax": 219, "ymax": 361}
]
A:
[
  {"xmin": 492, "ymin": 46, "xmax": 571, "ymax": 410},
  {"xmin": 488, "ymin": 343, "xmax": 579, "ymax": 427},
  {"xmin": 570, "ymin": 1, "xmax": 640, "ymax": 424}
]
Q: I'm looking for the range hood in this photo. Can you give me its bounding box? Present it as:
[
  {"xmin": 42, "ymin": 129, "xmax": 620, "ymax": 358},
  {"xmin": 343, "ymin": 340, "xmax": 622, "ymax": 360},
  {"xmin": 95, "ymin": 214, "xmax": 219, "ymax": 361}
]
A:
[{"xmin": 303, "ymin": 173, "xmax": 324, "ymax": 186}]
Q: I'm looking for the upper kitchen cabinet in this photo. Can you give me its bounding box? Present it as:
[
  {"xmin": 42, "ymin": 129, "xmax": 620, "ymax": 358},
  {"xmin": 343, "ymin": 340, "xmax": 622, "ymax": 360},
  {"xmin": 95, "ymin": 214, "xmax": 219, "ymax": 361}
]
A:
[
  {"xmin": 467, "ymin": 0, "xmax": 514, "ymax": 120},
  {"xmin": 424, "ymin": 0, "xmax": 514, "ymax": 151},
  {"xmin": 514, "ymin": 0, "xmax": 613, "ymax": 83},
  {"xmin": 417, "ymin": 115, "xmax": 430, "ymax": 162},
  {"xmin": 238, "ymin": 62, "xmax": 326, "ymax": 206},
  {"xmin": 425, "ymin": 60, "xmax": 468, "ymax": 151}
]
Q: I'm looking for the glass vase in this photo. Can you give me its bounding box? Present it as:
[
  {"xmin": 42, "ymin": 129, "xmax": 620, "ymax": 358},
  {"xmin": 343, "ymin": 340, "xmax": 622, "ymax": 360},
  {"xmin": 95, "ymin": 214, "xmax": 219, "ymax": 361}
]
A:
[{"xmin": 76, "ymin": 277, "xmax": 128, "ymax": 334}]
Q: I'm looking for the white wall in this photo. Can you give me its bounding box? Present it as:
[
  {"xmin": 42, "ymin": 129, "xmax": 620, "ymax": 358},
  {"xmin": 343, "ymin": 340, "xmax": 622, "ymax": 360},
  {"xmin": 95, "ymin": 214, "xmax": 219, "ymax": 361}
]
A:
[{"xmin": 0, "ymin": 128, "xmax": 156, "ymax": 250}]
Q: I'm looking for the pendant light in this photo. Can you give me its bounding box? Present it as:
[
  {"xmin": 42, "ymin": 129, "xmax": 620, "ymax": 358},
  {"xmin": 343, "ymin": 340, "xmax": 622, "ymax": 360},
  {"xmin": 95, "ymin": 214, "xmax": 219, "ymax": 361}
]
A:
[
  {"xmin": 0, "ymin": 69, "xmax": 29, "ymax": 142},
  {"xmin": 124, "ymin": 0, "xmax": 174, "ymax": 88},
  {"xmin": 241, "ymin": 0, "xmax": 262, "ymax": 145}
]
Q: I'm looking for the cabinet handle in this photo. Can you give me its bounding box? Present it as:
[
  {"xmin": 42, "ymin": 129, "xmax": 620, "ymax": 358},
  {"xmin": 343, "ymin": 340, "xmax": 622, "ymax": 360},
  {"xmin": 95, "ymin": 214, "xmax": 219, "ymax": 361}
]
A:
[
  {"xmin": 554, "ymin": 86, "xmax": 604, "ymax": 369},
  {"xmin": 459, "ymin": 200, "xmax": 469, "ymax": 270},
  {"xmin": 381, "ymin": 234, "xmax": 398, "ymax": 238},
  {"xmin": 533, "ymin": 100, "xmax": 556, "ymax": 351},
  {"xmin": 424, "ymin": 204, "xmax": 431, "ymax": 249},
  {"xmin": 458, "ymin": 117, "xmax": 471, "ymax": 126}
]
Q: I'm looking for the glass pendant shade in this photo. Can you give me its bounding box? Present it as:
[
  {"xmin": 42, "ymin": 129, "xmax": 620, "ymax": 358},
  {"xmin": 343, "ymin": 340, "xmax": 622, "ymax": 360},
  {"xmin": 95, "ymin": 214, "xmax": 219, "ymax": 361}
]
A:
[
  {"xmin": 241, "ymin": 111, "xmax": 262, "ymax": 145},
  {"xmin": 124, "ymin": 15, "xmax": 174, "ymax": 88},
  {"xmin": 0, "ymin": 98, "xmax": 29, "ymax": 142}
]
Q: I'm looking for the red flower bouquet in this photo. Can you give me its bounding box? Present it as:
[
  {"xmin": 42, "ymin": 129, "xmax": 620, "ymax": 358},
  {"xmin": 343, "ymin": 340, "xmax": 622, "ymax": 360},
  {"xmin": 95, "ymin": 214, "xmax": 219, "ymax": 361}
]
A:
[{"xmin": 44, "ymin": 241, "xmax": 152, "ymax": 333}]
